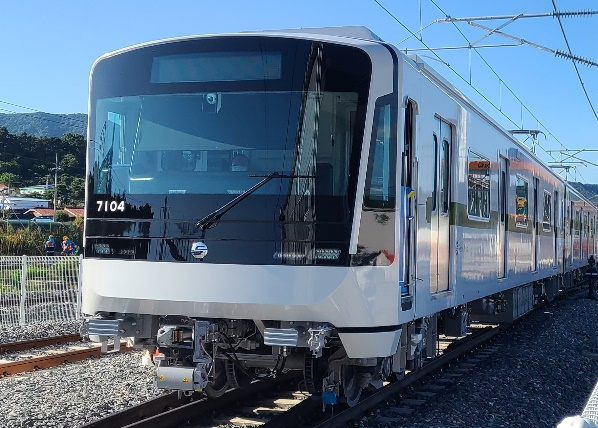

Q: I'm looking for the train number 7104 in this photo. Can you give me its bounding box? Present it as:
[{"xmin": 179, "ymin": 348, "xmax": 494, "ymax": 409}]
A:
[{"xmin": 97, "ymin": 200, "xmax": 126, "ymax": 212}]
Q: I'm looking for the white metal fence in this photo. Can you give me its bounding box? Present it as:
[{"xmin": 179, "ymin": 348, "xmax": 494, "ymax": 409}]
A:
[
  {"xmin": 0, "ymin": 255, "xmax": 82, "ymax": 326},
  {"xmin": 582, "ymin": 378, "xmax": 598, "ymax": 424}
]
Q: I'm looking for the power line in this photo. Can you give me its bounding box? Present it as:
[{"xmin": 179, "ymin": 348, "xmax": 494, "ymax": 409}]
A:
[
  {"xmin": 551, "ymin": 0, "xmax": 598, "ymax": 121},
  {"xmin": 373, "ymin": 0, "xmax": 597, "ymax": 184},
  {"xmin": 435, "ymin": 10, "xmax": 598, "ymax": 22},
  {"xmin": 374, "ymin": 0, "xmax": 522, "ymax": 129},
  {"xmin": 427, "ymin": 0, "xmax": 570, "ymax": 158},
  {"xmin": 427, "ymin": 1, "xmax": 598, "ymax": 181},
  {"xmin": 0, "ymin": 107, "xmax": 86, "ymax": 134},
  {"xmin": 461, "ymin": 21, "xmax": 598, "ymax": 68},
  {"xmin": 376, "ymin": 0, "xmax": 565, "ymax": 157},
  {"xmin": 0, "ymin": 100, "xmax": 86, "ymax": 124}
]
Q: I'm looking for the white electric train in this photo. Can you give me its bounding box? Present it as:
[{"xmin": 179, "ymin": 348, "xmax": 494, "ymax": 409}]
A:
[{"xmin": 81, "ymin": 26, "xmax": 597, "ymax": 405}]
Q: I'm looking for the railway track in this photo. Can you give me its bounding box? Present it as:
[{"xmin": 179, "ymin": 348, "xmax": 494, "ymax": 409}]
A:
[
  {"xmin": 79, "ymin": 325, "xmax": 500, "ymax": 428},
  {"xmin": 81, "ymin": 372, "xmax": 305, "ymax": 428},
  {"xmin": 81, "ymin": 285, "xmax": 591, "ymax": 427},
  {"xmin": 0, "ymin": 333, "xmax": 81, "ymax": 354},
  {"xmin": 0, "ymin": 334, "xmax": 128, "ymax": 377}
]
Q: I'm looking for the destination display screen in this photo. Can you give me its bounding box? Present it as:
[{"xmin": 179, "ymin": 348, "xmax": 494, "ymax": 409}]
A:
[{"xmin": 151, "ymin": 52, "xmax": 282, "ymax": 83}]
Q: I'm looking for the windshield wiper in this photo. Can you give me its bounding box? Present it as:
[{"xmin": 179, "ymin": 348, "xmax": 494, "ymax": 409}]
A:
[{"xmin": 194, "ymin": 172, "xmax": 315, "ymax": 233}]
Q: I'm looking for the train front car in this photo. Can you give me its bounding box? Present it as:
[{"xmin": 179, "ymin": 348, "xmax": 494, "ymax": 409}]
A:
[{"xmin": 81, "ymin": 28, "xmax": 403, "ymax": 404}]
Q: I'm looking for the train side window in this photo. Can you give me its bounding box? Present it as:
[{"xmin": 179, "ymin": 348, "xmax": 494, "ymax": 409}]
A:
[
  {"xmin": 500, "ymin": 170, "xmax": 507, "ymax": 223},
  {"xmin": 515, "ymin": 176, "xmax": 529, "ymax": 228},
  {"xmin": 363, "ymin": 102, "xmax": 396, "ymax": 208},
  {"xmin": 584, "ymin": 213, "xmax": 589, "ymax": 238},
  {"xmin": 543, "ymin": 191, "xmax": 552, "ymax": 231},
  {"xmin": 467, "ymin": 150, "xmax": 490, "ymax": 219}
]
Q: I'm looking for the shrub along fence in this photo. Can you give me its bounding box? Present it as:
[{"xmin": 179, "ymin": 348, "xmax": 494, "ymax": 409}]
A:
[{"xmin": 0, "ymin": 255, "xmax": 82, "ymax": 326}]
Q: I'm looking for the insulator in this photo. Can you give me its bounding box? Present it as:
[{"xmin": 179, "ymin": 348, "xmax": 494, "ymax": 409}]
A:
[
  {"xmin": 553, "ymin": 10, "xmax": 598, "ymax": 18},
  {"xmin": 554, "ymin": 50, "xmax": 598, "ymax": 68}
]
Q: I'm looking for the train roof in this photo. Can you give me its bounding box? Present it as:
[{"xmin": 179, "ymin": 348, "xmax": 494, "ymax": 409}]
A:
[{"xmin": 255, "ymin": 26, "xmax": 383, "ymax": 41}]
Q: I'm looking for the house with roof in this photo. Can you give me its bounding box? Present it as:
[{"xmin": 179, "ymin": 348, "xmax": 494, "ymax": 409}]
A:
[
  {"xmin": 24, "ymin": 207, "xmax": 84, "ymax": 221},
  {"xmin": 1, "ymin": 197, "xmax": 50, "ymax": 212},
  {"xmin": 63, "ymin": 208, "xmax": 84, "ymax": 219},
  {"xmin": 19, "ymin": 185, "xmax": 55, "ymax": 197}
]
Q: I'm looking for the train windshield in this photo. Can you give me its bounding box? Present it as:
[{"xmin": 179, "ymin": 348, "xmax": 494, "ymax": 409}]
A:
[
  {"xmin": 87, "ymin": 36, "xmax": 371, "ymax": 265},
  {"xmin": 92, "ymin": 90, "xmax": 359, "ymax": 197}
]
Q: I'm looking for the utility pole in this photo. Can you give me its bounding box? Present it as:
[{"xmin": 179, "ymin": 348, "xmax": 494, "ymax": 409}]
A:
[{"xmin": 53, "ymin": 153, "xmax": 58, "ymax": 221}]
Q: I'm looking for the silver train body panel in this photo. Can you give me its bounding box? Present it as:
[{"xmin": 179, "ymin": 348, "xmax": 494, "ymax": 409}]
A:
[{"xmin": 82, "ymin": 26, "xmax": 597, "ymax": 365}]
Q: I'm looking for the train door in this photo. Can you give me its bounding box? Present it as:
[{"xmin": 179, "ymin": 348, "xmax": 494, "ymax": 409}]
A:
[
  {"xmin": 583, "ymin": 212, "xmax": 588, "ymax": 261},
  {"xmin": 532, "ymin": 178, "xmax": 539, "ymax": 271},
  {"xmin": 573, "ymin": 210, "xmax": 581, "ymax": 265},
  {"xmin": 431, "ymin": 117, "xmax": 451, "ymax": 293},
  {"xmin": 592, "ymin": 216, "xmax": 596, "ymax": 257},
  {"xmin": 581, "ymin": 212, "xmax": 585, "ymax": 261},
  {"xmin": 593, "ymin": 216, "xmax": 596, "ymax": 257},
  {"xmin": 554, "ymin": 190, "xmax": 559, "ymax": 268},
  {"xmin": 401, "ymin": 99, "xmax": 416, "ymax": 310},
  {"xmin": 569, "ymin": 202, "xmax": 574, "ymax": 266},
  {"xmin": 497, "ymin": 157, "xmax": 508, "ymax": 278}
]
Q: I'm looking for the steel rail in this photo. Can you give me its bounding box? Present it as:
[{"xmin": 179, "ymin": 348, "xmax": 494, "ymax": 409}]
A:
[
  {"xmin": 0, "ymin": 334, "xmax": 82, "ymax": 354},
  {"xmin": 0, "ymin": 343, "xmax": 130, "ymax": 376},
  {"xmin": 256, "ymin": 327, "xmax": 500, "ymax": 428},
  {"xmin": 80, "ymin": 392, "xmax": 182, "ymax": 428},
  {"xmin": 82, "ymin": 372, "xmax": 301, "ymax": 428},
  {"xmin": 299, "ymin": 287, "xmax": 588, "ymax": 427},
  {"xmin": 308, "ymin": 325, "xmax": 502, "ymax": 428},
  {"xmin": 81, "ymin": 284, "xmax": 589, "ymax": 427}
]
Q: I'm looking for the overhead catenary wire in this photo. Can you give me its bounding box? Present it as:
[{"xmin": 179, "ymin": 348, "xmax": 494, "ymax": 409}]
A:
[
  {"xmin": 376, "ymin": 0, "xmax": 598, "ymax": 184},
  {"xmin": 0, "ymin": 108, "xmax": 86, "ymax": 135},
  {"xmin": 462, "ymin": 21, "xmax": 598, "ymax": 68},
  {"xmin": 551, "ymin": 0, "xmax": 598, "ymax": 122},
  {"xmin": 435, "ymin": 10, "xmax": 598, "ymax": 23},
  {"xmin": 375, "ymin": 0, "xmax": 568, "ymax": 163},
  {"xmin": 373, "ymin": 0, "xmax": 522, "ymax": 129},
  {"xmin": 0, "ymin": 103, "xmax": 87, "ymax": 137},
  {"xmin": 429, "ymin": 2, "xmax": 598, "ymax": 182},
  {"xmin": 0, "ymin": 99, "xmax": 86, "ymax": 124},
  {"xmin": 427, "ymin": 0, "xmax": 573, "ymax": 160}
]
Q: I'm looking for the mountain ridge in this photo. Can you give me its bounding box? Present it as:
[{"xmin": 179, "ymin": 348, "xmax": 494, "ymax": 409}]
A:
[{"xmin": 0, "ymin": 112, "xmax": 87, "ymax": 137}]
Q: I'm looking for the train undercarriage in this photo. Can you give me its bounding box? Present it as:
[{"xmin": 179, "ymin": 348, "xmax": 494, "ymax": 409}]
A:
[
  {"xmin": 81, "ymin": 272, "xmax": 585, "ymax": 407},
  {"xmin": 83, "ymin": 313, "xmax": 440, "ymax": 406}
]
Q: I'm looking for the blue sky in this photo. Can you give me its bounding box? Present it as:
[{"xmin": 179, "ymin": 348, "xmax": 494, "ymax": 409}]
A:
[{"xmin": 1, "ymin": 0, "xmax": 597, "ymax": 184}]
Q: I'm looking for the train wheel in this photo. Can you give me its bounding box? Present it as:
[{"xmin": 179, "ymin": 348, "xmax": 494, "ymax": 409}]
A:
[
  {"xmin": 341, "ymin": 365, "xmax": 362, "ymax": 407},
  {"xmin": 225, "ymin": 359, "xmax": 253, "ymax": 389},
  {"xmin": 204, "ymin": 359, "xmax": 229, "ymax": 398}
]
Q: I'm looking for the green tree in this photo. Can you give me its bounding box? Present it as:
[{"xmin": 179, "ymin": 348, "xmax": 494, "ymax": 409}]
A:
[
  {"xmin": 55, "ymin": 211, "xmax": 70, "ymax": 222},
  {"xmin": 0, "ymin": 172, "xmax": 18, "ymax": 189},
  {"xmin": 67, "ymin": 177, "xmax": 85, "ymax": 205}
]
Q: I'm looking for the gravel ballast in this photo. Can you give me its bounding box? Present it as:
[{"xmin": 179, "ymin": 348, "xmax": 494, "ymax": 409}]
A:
[
  {"xmin": 0, "ymin": 293, "xmax": 597, "ymax": 427},
  {"xmin": 383, "ymin": 293, "xmax": 598, "ymax": 428},
  {"xmin": 0, "ymin": 321, "xmax": 162, "ymax": 428}
]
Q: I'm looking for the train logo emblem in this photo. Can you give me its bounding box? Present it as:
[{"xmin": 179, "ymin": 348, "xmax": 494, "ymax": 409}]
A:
[{"xmin": 191, "ymin": 241, "xmax": 209, "ymax": 259}]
